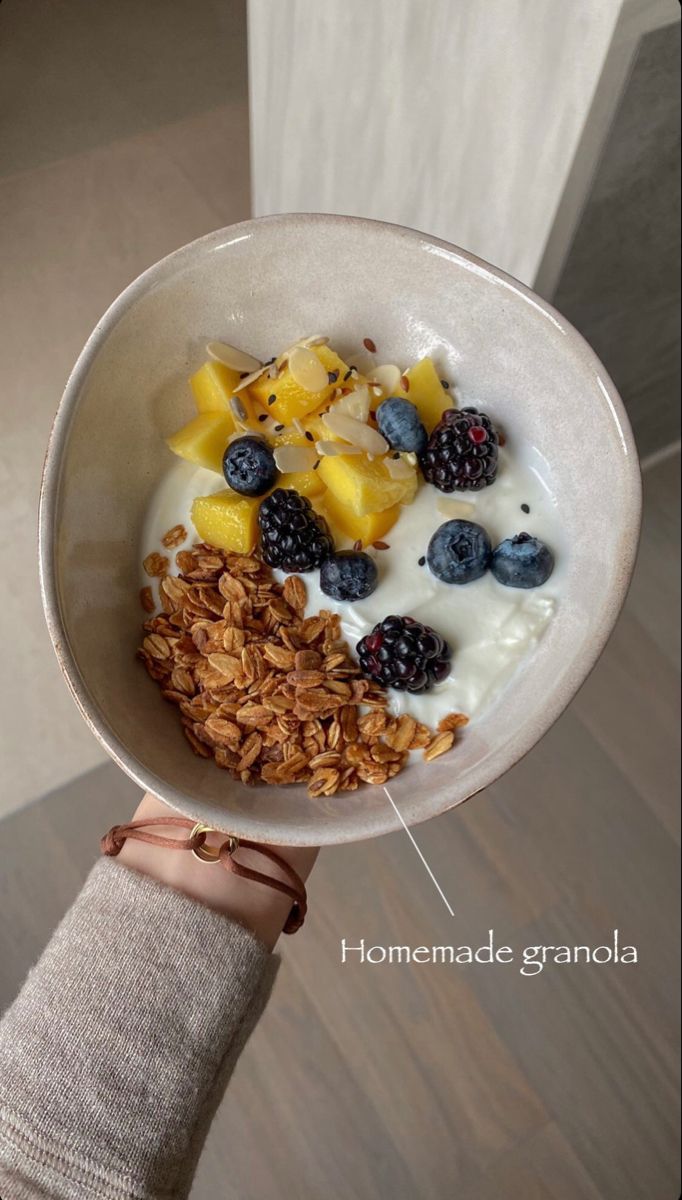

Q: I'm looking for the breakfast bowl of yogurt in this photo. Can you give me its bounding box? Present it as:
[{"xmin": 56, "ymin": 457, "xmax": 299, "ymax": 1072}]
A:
[{"xmin": 38, "ymin": 214, "xmax": 641, "ymax": 846}]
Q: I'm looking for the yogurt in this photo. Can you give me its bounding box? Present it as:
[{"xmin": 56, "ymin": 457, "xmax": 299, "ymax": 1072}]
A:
[{"xmin": 141, "ymin": 445, "xmax": 563, "ymax": 726}]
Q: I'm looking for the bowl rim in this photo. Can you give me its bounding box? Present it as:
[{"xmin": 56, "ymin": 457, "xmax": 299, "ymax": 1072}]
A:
[{"xmin": 38, "ymin": 212, "xmax": 642, "ymax": 845}]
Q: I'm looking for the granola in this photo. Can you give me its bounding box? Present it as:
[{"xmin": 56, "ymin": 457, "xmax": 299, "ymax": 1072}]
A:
[
  {"xmin": 138, "ymin": 543, "xmax": 465, "ymax": 796},
  {"xmin": 142, "ymin": 551, "xmax": 169, "ymax": 578},
  {"xmin": 161, "ymin": 523, "xmax": 188, "ymax": 549}
]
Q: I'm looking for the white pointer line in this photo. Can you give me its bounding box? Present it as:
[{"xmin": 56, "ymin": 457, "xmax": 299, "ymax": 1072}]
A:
[{"xmin": 383, "ymin": 787, "xmax": 455, "ymax": 916}]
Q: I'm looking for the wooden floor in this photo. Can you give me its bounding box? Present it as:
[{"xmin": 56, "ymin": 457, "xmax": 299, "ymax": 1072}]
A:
[{"xmin": 1, "ymin": 452, "xmax": 679, "ymax": 1200}]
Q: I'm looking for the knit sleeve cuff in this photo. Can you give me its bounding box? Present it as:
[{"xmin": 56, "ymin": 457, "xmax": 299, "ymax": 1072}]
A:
[{"xmin": 0, "ymin": 856, "xmax": 279, "ymax": 1200}]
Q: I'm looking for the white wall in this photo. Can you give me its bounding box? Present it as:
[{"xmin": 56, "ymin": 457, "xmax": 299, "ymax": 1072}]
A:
[{"xmin": 248, "ymin": 0, "xmax": 622, "ymax": 285}]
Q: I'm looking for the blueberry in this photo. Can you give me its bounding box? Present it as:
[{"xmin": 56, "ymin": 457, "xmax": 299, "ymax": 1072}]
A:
[
  {"xmin": 320, "ymin": 550, "xmax": 378, "ymax": 601},
  {"xmin": 223, "ymin": 436, "xmax": 278, "ymax": 496},
  {"xmin": 491, "ymin": 533, "xmax": 554, "ymax": 588},
  {"xmin": 427, "ymin": 519, "xmax": 492, "ymax": 584},
  {"xmin": 376, "ymin": 397, "xmax": 427, "ymax": 454}
]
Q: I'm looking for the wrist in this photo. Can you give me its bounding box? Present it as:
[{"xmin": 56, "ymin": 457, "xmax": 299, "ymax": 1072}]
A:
[{"xmin": 118, "ymin": 793, "xmax": 317, "ymax": 949}]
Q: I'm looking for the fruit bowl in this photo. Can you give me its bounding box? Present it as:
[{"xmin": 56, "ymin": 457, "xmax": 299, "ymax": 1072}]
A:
[{"xmin": 39, "ymin": 215, "xmax": 641, "ymax": 846}]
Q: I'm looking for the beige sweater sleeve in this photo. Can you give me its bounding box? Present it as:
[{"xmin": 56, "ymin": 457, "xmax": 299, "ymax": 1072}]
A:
[{"xmin": 0, "ymin": 857, "xmax": 279, "ymax": 1200}]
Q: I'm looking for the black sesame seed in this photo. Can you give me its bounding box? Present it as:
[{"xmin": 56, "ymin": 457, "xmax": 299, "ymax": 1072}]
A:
[
  {"xmin": 313, "ymin": 460, "xmax": 320, "ymax": 470},
  {"xmin": 305, "ymin": 431, "xmax": 314, "ymax": 441},
  {"xmin": 267, "ymin": 394, "xmax": 276, "ymax": 405},
  {"xmin": 441, "ymin": 380, "xmax": 450, "ymax": 389},
  {"xmin": 343, "ymin": 369, "xmax": 353, "ymax": 381},
  {"xmin": 274, "ymin": 424, "xmax": 284, "ymax": 432},
  {"xmin": 258, "ymin": 413, "xmax": 267, "ymax": 422},
  {"xmin": 521, "ymin": 503, "xmax": 530, "ymax": 514},
  {"xmin": 418, "ymin": 556, "xmax": 426, "ymax": 566},
  {"xmin": 391, "ymin": 452, "xmax": 400, "ymax": 460},
  {"xmin": 328, "ymin": 371, "xmax": 339, "ymax": 383}
]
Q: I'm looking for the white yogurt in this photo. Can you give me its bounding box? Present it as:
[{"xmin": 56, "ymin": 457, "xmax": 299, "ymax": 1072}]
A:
[{"xmin": 141, "ymin": 445, "xmax": 564, "ymax": 726}]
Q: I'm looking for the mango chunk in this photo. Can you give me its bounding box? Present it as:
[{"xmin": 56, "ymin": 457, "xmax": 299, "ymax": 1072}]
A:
[
  {"xmin": 281, "ymin": 470, "xmax": 326, "ymax": 499},
  {"xmin": 303, "ymin": 413, "xmax": 342, "ymax": 444},
  {"xmin": 404, "ymin": 357, "xmax": 453, "ymax": 432},
  {"xmin": 191, "ymin": 490, "xmax": 259, "ymax": 554},
  {"xmin": 190, "ymin": 361, "xmax": 241, "ymax": 414},
  {"xmin": 249, "ymin": 345, "xmax": 350, "ymax": 425},
  {"xmin": 166, "ymin": 413, "xmax": 234, "ymax": 474},
  {"xmin": 272, "ymin": 427, "xmax": 308, "ymax": 448},
  {"xmin": 323, "ymin": 490, "xmax": 400, "ymax": 545},
  {"xmin": 318, "ymin": 453, "xmax": 416, "ymax": 516}
]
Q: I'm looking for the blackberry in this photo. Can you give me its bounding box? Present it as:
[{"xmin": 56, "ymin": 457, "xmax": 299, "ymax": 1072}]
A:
[
  {"xmin": 356, "ymin": 615, "xmax": 451, "ymax": 693},
  {"xmin": 421, "ymin": 407, "xmax": 499, "ymax": 492},
  {"xmin": 258, "ymin": 488, "xmax": 334, "ymax": 573}
]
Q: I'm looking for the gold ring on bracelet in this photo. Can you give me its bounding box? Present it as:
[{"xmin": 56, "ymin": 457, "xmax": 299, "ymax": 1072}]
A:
[{"xmin": 190, "ymin": 822, "xmax": 238, "ymax": 864}]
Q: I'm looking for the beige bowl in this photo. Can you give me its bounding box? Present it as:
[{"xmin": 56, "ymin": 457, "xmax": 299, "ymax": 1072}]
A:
[{"xmin": 39, "ymin": 215, "xmax": 641, "ymax": 846}]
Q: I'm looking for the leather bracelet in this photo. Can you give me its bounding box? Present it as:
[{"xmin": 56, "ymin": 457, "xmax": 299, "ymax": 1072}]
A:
[{"xmin": 101, "ymin": 817, "xmax": 307, "ymax": 934}]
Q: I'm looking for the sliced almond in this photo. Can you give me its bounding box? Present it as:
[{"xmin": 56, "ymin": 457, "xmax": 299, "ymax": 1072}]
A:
[
  {"xmin": 322, "ymin": 411, "xmax": 388, "ymax": 455},
  {"xmin": 298, "ymin": 334, "xmax": 330, "ymax": 348},
  {"xmin": 288, "ymin": 345, "xmax": 329, "ymax": 393},
  {"xmin": 372, "ymin": 364, "xmax": 402, "ymax": 397},
  {"xmin": 436, "ymin": 497, "xmax": 476, "ymax": 519},
  {"xmin": 333, "ymin": 383, "xmax": 370, "ymax": 422},
  {"xmin": 315, "ymin": 440, "xmax": 363, "ymax": 457},
  {"xmin": 274, "ymin": 444, "xmax": 319, "ymax": 474},
  {"xmin": 233, "ymin": 363, "xmax": 271, "ymax": 393},
  {"xmin": 276, "ymin": 335, "xmax": 330, "ymax": 372},
  {"xmin": 207, "ymin": 341, "xmax": 262, "ymax": 373}
]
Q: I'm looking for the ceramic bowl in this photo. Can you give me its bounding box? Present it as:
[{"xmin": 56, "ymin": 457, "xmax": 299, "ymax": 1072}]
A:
[{"xmin": 39, "ymin": 214, "xmax": 641, "ymax": 846}]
